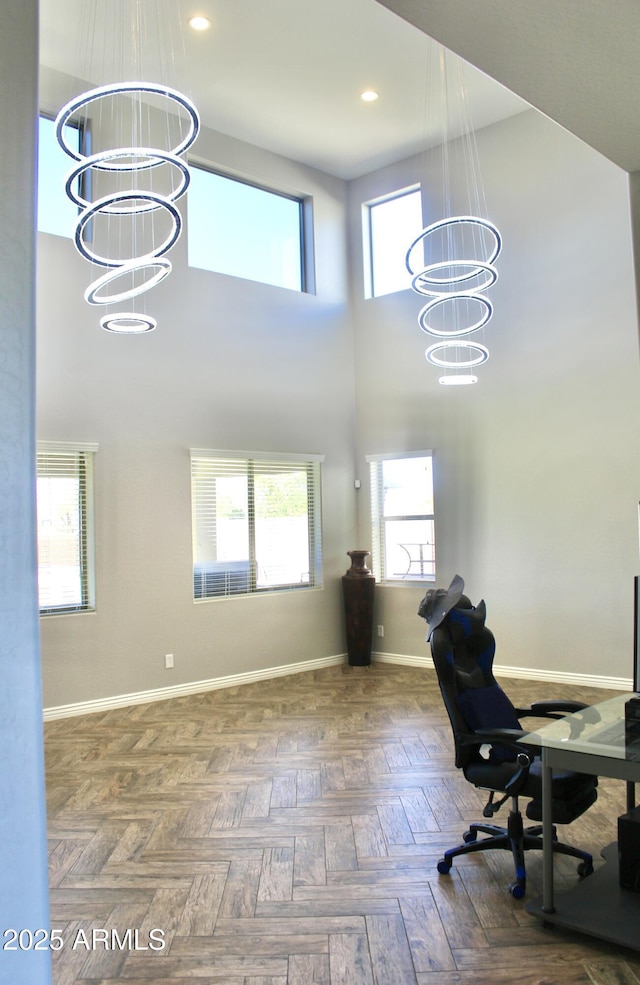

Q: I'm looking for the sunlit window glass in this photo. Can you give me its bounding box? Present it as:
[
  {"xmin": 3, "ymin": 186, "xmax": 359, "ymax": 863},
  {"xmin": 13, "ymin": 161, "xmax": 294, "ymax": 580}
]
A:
[
  {"xmin": 368, "ymin": 452, "xmax": 435, "ymax": 583},
  {"xmin": 37, "ymin": 115, "xmax": 81, "ymax": 238},
  {"xmin": 187, "ymin": 168, "xmax": 304, "ymax": 291},
  {"xmin": 367, "ymin": 187, "xmax": 423, "ymax": 297}
]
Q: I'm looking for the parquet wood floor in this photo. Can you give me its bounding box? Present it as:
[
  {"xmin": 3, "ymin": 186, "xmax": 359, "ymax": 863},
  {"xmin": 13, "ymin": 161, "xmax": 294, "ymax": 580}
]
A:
[{"xmin": 45, "ymin": 662, "xmax": 640, "ymax": 985}]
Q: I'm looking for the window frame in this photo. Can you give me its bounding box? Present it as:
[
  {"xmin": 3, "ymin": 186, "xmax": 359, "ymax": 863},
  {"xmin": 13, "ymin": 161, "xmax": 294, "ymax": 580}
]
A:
[
  {"xmin": 186, "ymin": 162, "xmax": 314, "ymax": 293},
  {"xmin": 36, "ymin": 441, "xmax": 97, "ymax": 616},
  {"xmin": 37, "ymin": 113, "xmax": 89, "ymax": 239},
  {"xmin": 363, "ymin": 184, "xmax": 422, "ymax": 299},
  {"xmin": 367, "ymin": 450, "xmax": 435, "ymax": 585},
  {"xmin": 190, "ymin": 448, "xmax": 324, "ymax": 601}
]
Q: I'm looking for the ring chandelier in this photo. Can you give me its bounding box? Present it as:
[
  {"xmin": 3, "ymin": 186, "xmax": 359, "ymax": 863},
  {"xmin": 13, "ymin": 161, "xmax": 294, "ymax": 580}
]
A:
[
  {"xmin": 406, "ymin": 215, "xmax": 501, "ymax": 385},
  {"xmin": 56, "ymin": 81, "xmax": 200, "ymax": 334}
]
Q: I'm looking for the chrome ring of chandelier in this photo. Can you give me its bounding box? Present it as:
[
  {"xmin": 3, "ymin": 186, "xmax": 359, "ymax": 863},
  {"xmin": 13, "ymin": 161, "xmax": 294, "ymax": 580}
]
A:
[
  {"xmin": 65, "ymin": 148, "xmax": 191, "ymax": 214},
  {"xmin": 417, "ymin": 294, "xmax": 494, "ymax": 338},
  {"xmin": 84, "ymin": 257, "xmax": 173, "ymax": 306},
  {"xmin": 73, "ymin": 191, "xmax": 183, "ymax": 267},
  {"xmin": 425, "ymin": 339, "xmax": 490, "ymax": 369},
  {"xmin": 99, "ymin": 312, "xmax": 157, "ymax": 334},
  {"xmin": 55, "ymin": 82, "xmax": 200, "ymax": 164},
  {"xmin": 406, "ymin": 216, "xmax": 501, "ymax": 286},
  {"xmin": 410, "ymin": 259, "xmax": 498, "ymax": 298}
]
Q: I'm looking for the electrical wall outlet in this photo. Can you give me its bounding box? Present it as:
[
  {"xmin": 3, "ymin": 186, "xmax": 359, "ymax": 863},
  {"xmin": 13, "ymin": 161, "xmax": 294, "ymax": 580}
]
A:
[
  {"xmin": 377, "ymin": 625, "xmax": 384, "ymax": 638},
  {"xmin": 165, "ymin": 653, "xmax": 174, "ymax": 669}
]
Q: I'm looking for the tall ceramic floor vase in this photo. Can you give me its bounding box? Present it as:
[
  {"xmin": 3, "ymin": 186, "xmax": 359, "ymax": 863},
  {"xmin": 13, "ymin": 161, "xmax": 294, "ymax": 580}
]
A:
[{"xmin": 342, "ymin": 550, "xmax": 375, "ymax": 666}]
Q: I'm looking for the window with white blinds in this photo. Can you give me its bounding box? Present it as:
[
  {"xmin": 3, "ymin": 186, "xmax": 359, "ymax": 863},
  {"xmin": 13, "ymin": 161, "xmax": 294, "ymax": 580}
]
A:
[
  {"xmin": 367, "ymin": 450, "xmax": 435, "ymax": 584},
  {"xmin": 190, "ymin": 450, "xmax": 323, "ymax": 599},
  {"xmin": 36, "ymin": 443, "xmax": 97, "ymax": 614}
]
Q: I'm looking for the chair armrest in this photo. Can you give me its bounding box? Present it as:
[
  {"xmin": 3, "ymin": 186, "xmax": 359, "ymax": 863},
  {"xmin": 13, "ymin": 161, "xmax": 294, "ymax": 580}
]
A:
[
  {"xmin": 457, "ymin": 727, "xmax": 537, "ymax": 757},
  {"xmin": 457, "ymin": 729, "xmax": 535, "ymax": 802},
  {"xmin": 474, "ymin": 726, "xmax": 529, "ymax": 745},
  {"xmin": 516, "ymin": 699, "xmax": 589, "ymax": 719},
  {"xmin": 464, "ymin": 726, "xmax": 545, "ymax": 761}
]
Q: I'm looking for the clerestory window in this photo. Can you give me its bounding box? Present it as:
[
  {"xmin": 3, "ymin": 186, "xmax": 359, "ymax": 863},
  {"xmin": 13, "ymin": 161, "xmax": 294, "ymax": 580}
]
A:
[
  {"xmin": 363, "ymin": 186, "xmax": 423, "ymax": 298},
  {"xmin": 187, "ymin": 166, "xmax": 309, "ymax": 292},
  {"xmin": 37, "ymin": 114, "xmax": 84, "ymax": 239}
]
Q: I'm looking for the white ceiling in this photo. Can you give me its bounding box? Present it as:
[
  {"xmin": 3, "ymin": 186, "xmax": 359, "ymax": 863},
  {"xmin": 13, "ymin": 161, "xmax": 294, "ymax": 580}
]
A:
[{"xmin": 38, "ymin": 0, "xmax": 529, "ymax": 180}]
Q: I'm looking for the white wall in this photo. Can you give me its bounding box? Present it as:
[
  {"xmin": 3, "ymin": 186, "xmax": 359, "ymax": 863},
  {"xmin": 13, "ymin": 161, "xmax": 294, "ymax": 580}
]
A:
[
  {"xmin": 349, "ymin": 108, "xmax": 640, "ymax": 681},
  {"xmin": 37, "ymin": 90, "xmax": 357, "ymax": 709}
]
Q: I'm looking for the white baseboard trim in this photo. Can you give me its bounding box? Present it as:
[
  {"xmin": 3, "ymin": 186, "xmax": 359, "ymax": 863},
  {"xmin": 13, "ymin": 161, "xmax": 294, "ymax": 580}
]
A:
[
  {"xmin": 43, "ymin": 653, "xmax": 346, "ymax": 721},
  {"xmin": 372, "ymin": 651, "xmax": 431, "ymax": 668},
  {"xmin": 43, "ymin": 651, "xmax": 632, "ymax": 722},
  {"xmin": 492, "ymin": 663, "xmax": 632, "ymax": 692},
  {"xmin": 372, "ymin": 651, "xmax": 631, "ymax": 691}
]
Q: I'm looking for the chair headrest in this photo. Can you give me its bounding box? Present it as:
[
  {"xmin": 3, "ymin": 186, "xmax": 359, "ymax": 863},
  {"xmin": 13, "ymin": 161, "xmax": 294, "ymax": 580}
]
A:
[{"xmin": 447, "ymin": 599, "xmax": 488, "ymax": 643}]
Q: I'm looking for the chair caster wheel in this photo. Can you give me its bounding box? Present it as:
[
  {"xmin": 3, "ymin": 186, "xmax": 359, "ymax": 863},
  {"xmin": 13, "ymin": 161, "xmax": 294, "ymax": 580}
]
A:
[
  {"xmin": 577, "ymin": 860, "xmax": 594, "ymax": 878},
  {"xmin": 463, "ymin": 830, "xmax": 477, "ymax": 844},
  {"xmin": 509, "ymin": 881, "xmax": 526, "ymax": 899},
  {"xmin": 437, "ymin": 858, "xmax": 452, "ymax": 875}
]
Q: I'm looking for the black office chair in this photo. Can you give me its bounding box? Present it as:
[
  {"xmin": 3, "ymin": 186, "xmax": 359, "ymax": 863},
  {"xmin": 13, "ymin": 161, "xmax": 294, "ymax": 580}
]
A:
[{"xmin": 419, "ymin": 576, "xmax": 598, "ymax": 898}]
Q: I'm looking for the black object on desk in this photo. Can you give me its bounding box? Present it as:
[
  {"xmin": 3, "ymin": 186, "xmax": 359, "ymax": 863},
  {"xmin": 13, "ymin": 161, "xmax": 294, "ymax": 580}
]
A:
[{"xmin": 625, "ymin": 696, "xmax": 640, "ymax": 743}]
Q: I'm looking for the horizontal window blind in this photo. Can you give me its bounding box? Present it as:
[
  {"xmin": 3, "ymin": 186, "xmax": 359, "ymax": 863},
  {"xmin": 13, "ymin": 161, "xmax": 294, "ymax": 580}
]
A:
[
  {"xmin": 37, "ymin": 444, "xmax": 96, "ymax": 614},
  {"xmin": 367, "ymin": 451, "xmax": 435, "ymax": 584},
  {"xmin": 190, "ymin": 451, "xmax": 322, "ymax": 599}
]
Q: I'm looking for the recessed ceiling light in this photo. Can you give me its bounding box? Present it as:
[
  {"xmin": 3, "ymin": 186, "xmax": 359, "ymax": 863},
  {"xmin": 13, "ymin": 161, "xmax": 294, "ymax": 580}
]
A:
[
  {"xmin": 361, "ymin": 90, "xmax": 379, "ymax": 103},
  {"xmin": 188, "ymin": 15, "xmax": 211, "ymax": 31}
]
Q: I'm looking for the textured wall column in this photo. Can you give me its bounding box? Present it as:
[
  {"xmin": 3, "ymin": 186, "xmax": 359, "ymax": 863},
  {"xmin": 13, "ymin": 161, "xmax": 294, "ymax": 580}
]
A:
[
  {"xmin": 0, "ymin": 2, "xmax": 51, "ymax": 983},
  {"xmin": 628, "ymin": 171, "xmax": 640, "ymax": 351}
]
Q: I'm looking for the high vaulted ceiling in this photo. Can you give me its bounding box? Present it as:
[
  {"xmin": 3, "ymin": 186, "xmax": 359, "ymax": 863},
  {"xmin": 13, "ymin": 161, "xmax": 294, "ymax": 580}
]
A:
[
  {"xmin": 378, "ymin": 0, "xmax": 640, "ymax": 174},
  {"xmin": 38, "ymin": 0, "xmax": 529, "ymax": 180}
]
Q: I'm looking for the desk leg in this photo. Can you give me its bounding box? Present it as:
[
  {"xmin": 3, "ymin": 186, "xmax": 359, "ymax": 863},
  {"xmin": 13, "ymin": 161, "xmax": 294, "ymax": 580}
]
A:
[
  {"xmin": 627, "ymin": 780, "xmax": 636, "ymax": 813},
  {"xmin": 541, "ymin": 751, "xmax": 555, "ymax": 914}
]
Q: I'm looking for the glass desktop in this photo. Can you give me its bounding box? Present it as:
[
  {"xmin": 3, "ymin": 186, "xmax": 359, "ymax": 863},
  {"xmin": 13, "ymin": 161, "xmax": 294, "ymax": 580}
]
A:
[{"xmin": 524, "ymin": 692, "xmax": 640, "ymax": 950}]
